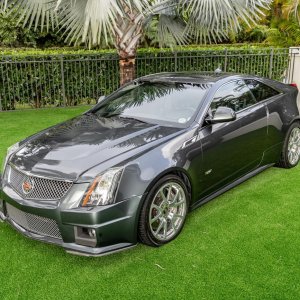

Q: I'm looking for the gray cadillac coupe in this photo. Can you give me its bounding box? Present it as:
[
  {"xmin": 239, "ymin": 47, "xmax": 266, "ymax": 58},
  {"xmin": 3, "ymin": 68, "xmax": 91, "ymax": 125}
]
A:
[{"xmin": 1, "ymin": 72, "xmax": 300, "ymax": 256}]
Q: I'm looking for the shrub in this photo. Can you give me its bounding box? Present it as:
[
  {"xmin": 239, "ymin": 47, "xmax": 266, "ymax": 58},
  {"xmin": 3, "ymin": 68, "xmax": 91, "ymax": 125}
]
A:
[{"xmin": 0, "ymin": 46, "xmax": 289, "ymax": 110}]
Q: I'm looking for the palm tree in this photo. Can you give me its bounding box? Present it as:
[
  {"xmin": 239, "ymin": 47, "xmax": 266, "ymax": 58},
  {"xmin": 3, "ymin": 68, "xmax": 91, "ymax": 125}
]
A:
[
  {"xmin": 271, "ymin": 0, "xmax": 299, "ymax": 20},
  {"xmin": 282, "ymin": 0, "xmax": 300, "ymax": 21},
  {"xmin": 272, "ymin": 0, "xmax": 287, "ymax": 18},
  {"xmin": 1, "ymin": 0, "xmax": 272, "ymax": 85}
]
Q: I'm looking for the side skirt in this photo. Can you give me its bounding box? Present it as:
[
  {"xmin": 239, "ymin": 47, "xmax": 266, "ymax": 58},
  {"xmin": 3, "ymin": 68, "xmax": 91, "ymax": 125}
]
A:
[{"xmin": 190, "ymin": 163, "xmax": 274, "ymax": 211}]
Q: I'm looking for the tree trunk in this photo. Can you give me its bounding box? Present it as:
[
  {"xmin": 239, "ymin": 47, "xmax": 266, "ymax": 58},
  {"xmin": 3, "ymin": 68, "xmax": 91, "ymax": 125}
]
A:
[
  {"xmin": 273, "ymin": 2, "xmax": 283, "ymax": 18},
  {"xmin": 114, "ymin": 4, "xmax": 143, "ymax": 86},
  {"xmin": 116, "ymin": 26, "xmax": 140, "ymax": 85},
  {"xmin": 119, "ymin": 57, "xmax": 136, "ymax": 85}
]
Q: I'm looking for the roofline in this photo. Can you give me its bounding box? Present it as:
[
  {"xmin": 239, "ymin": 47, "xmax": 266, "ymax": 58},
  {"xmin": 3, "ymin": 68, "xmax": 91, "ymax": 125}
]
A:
[{"xmin": 137, "ymin": 72, "xmax": 254, "ymax": 85}]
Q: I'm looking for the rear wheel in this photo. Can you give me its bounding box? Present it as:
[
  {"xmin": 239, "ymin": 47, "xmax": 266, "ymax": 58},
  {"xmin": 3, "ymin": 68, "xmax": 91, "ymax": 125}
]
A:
[
  {"xmin": 277, "ymin": 122, "xmax": 300, "ymax": 168},
  {"xmin": 138, "ymin": 175, "xmax": 189, "ymax": 247}
]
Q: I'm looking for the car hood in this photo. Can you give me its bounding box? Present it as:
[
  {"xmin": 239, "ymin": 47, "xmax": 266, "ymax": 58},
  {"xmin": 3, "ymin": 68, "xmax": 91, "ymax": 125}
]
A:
[{"xmin": 10, "ymin": 114, "xmax": 181, "ymax": 181}]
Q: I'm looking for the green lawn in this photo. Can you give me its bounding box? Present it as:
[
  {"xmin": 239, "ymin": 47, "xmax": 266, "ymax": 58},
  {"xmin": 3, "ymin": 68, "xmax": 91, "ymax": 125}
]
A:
[{"xmin": 0, "ymin": 107, "xmax": 300, "ymax": 299}]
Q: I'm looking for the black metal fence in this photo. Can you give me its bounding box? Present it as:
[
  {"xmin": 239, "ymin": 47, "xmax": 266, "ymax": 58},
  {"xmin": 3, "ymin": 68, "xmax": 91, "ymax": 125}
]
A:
[{"xmin": 0, "ymin": 48, "xmax": 291, "ymax": 111}]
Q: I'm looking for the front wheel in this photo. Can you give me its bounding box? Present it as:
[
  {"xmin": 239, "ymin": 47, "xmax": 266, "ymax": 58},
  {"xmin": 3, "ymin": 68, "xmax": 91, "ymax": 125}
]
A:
[
  {"xmin": 138, "ymin": 175, "xmax": 189, "ymax": 247},
  {"xmin": 277, "ymin": 122, "xmax": 300, "ymax": 168}
]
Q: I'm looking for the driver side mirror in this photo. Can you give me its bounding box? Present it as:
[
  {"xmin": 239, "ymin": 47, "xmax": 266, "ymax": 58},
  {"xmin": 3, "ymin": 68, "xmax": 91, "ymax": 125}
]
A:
[
  {"xmin": 206, "ymin": 106, "xmax": 236, "ymax": 124},
  {"xmin": 98, "ymin": 95, "xmax": 106, "ymax": 103}
]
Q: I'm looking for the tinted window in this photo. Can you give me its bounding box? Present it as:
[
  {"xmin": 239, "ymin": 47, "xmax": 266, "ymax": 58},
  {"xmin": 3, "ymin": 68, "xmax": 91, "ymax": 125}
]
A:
[
  {"xmin": 245, "ymin": 79, "xmax": 279, "ymax": 102},
  {"xmin": 93, "ymin": 82, "xmax": 210, "ymax": 127},
  {"xmin": 211, "ymin": 80, "xmax": 256, "ymax": 112}
]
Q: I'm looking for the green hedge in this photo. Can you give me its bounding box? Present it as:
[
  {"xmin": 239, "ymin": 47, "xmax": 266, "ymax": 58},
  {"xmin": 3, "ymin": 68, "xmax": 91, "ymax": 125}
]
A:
[
  {"xmin": 0, "ymin": 46, "xmax": 289, "ymax": 110},
  {"xmin": 0, "ymin": 43, "xmax": 270, "ymax": 56},
  {"xmin": 137, "ymin": 48, "xmax": 289, "ymax": 78},
  {"xmin": 0, "ymin": 53, "xmax": 120, "ymax": 110}
]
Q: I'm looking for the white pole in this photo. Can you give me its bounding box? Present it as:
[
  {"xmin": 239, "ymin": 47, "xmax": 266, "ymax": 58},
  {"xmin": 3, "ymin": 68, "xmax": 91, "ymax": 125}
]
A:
[{"xmin": 289, "ymin": 47, "xmax": 300, "ymax": 109}]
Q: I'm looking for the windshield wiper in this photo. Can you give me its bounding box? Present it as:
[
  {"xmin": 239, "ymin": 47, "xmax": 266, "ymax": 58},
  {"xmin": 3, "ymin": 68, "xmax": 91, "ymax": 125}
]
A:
[
  {"xmin": 118, "ymin": 115, "xmax": 149, "ymax": 124},
  {"xmin": 97, "ymin": 112, "xmax": 149, "ymax": 124}
]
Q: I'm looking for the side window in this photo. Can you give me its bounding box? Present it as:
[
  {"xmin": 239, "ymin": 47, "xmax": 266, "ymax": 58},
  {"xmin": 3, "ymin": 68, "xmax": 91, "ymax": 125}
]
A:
[
  {"xmin": 245, "ymin": 79, "xmax": 279, "ymax": 102},
  {"xmin": 211, "ymin": 80, "xmax": 256, "ymax": 113}
]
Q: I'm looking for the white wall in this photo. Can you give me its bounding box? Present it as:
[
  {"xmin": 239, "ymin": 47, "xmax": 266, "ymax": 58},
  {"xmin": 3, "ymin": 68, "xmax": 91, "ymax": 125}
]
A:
[{"xmin": 289, "ymin": 47, "xmax": 300, "ymax": 109}]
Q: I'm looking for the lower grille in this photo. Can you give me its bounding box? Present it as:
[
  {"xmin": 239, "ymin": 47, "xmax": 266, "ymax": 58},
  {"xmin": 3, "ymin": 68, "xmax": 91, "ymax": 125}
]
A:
[{"xmin": 6, "ymin": 204, "xmax": 62, "ymax": 240}]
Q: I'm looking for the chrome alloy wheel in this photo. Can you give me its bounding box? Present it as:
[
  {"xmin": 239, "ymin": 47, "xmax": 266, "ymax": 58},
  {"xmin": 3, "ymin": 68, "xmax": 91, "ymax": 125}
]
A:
[
  {"xmin": 288, "ymin": 127, "xmax": 300, "ymax": 165},
  {"xmin": 149, "ymin": 182, "xmax": 187, "ymax": 242}
]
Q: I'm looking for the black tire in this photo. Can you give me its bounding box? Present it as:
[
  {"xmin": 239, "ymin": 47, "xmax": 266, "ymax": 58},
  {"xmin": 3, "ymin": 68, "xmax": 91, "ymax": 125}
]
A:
[
  {"xmin": 277, "ymin": 122, "xmax": 300, "ymax": 169},
  {"xmin": 138, "ymin": 175, "xmax": 189, "ymax": 247}
]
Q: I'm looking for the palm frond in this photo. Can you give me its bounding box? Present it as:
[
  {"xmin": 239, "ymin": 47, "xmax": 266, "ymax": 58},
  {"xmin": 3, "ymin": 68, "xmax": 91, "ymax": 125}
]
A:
[
  {"xmin": 3, "ymin": 0, "xmax": 273, "ymax": 47},
  {"xmin": 156, "ymin": 14, "xmax": 188, "ymax": 47},
  {"xmin": 4, "ymin": 0, "xmax": 148, "ymax": 46},
  {"xmin": 143, "ymin": 0, "xmax": 188, "ymax": 47},
  {"xmin": 179, "ymin": 0, "xmax": 272, "ymax": 43},
  {"xmin": 266, "ymin": 17, "xmax": 300, "ymax": 47},
  {"xmin": 0, "ymin": 0, "xmax": 8, "ymax": 11},
  {"xmin": 6, "ymin": 0, "xmax": 58, "ymax": 31},
  {"xmin": 61, "ymin": 0, "xmax": 149, "ymax": 45},
  {"xmin": 283, "ymin": 0, "xmax": 300, "ymax": 23}
]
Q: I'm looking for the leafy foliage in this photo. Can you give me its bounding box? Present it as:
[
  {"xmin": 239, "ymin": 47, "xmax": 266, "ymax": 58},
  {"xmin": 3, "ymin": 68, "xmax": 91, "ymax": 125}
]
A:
[
  {"xmin": 266, "ymin": 18, "xmax": 300, "ymax": 46},
  {"xmin": 0, "ymin": 10, "xmax": 64, "ymax": 48},
  {"xmin": 265, "ymin": 0, "xmax": 300, "ymax": 46},
  {"xmin": 227, "ymin": 0, "xmax": 300, "ymax": 46},
  {"xmin": 0, "ymin": 11, "xmax": 35, "ymax": 46}
]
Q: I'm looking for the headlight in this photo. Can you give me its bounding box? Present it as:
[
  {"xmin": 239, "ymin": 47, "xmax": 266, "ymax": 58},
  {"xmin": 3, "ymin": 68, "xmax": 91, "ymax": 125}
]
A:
[
  {"xmin": 81, "ymin": 168, "xmax": 123, "ymax": 207},
  {"xmin": 2, "ymin": 142, "xmax": 20, "ymax": 172}
]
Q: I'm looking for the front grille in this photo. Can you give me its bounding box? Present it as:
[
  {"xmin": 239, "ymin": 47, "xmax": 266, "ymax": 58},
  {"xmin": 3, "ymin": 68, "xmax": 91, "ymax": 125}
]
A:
[
  {"xmin": 6, "ymin": 203, "xmax": 62, "ymax": 240},
  {"xmin": 7, "ymin": 165, "xmax": 73, "ymax": 201}
]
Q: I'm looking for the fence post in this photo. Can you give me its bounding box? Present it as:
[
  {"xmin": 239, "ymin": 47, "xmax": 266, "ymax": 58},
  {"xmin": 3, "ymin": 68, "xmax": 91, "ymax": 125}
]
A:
[
  {"xmin": 0, "ymin": 97, "xmax": 2, "ymax": 111},
  {"xmin": 174, "ymin": 50, "xmax": 177, "ymax": 72},
  {"xmin": 269, "ymin": 48, "xmax": 274, "ymax": 79},
  {"xmin": 224, "ymin": 48, "xmax": 228, "ymax": 72},
  {"xmin": 60, "ymin": 55, "xmax": 67, "ymax": 107}
]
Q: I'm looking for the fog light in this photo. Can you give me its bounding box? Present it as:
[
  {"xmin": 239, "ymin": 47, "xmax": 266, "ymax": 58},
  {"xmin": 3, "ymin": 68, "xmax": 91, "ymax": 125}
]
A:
[
  {"xmin": 74, "ymin": 226, "xmax": 97, "ymax": 247},
  {"xmin": 88, "ymin": 228, "xmax": 96, "ymax": 238}
]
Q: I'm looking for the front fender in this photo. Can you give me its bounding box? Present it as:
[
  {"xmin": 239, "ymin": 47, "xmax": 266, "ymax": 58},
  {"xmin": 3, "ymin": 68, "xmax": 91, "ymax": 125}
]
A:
[{"xmin": 115, "ymin": 128, "xmax": 198, "ymax": 203}]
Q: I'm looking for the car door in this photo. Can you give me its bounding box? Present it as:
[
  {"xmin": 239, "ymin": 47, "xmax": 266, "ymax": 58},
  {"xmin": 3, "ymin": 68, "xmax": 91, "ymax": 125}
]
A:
[
  {"xmin": 196, "ymin": 79, "xmax": 268, "ymax": 199},
  {"xmin": 245, "ymin": 79, "xmax": 284, "ymax": 163}
]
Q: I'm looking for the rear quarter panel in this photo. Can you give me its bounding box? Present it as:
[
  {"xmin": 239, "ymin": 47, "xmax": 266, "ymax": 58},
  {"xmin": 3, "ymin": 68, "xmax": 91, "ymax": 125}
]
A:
[{"xmin": 260, "ymin": 78, "xmax": 299, "ymax": 164}]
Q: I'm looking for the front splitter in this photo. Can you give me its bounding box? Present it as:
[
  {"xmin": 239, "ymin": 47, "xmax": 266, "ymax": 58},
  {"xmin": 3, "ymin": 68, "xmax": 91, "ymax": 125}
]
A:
[{"xmin": 0, "ymin": 211, "xmax": 137, "ymax": 257}]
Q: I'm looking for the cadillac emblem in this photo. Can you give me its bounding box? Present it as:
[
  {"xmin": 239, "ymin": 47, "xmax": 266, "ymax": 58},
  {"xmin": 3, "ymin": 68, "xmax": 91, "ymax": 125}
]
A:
[{"xmin": 22, "ymin": 177, "xmax": 34, "ymax": 194}]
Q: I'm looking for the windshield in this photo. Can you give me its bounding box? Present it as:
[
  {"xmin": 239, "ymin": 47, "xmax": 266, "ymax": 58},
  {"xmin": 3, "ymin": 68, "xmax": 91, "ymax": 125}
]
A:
[{"xmin": 92, "ymin": 81, "xmax": 210, "ymax": 127}]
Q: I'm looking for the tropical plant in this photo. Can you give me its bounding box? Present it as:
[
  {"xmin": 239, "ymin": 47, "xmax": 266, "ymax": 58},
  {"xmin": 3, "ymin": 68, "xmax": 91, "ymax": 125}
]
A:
[
  {"xmin": 0, "ymin": 9, "xmax": 65, "ymax": 47},
  {"xmin": 224, "ymin": 0, "xmax": 300, "ymax": 46},
  {"xmin": 260, "ymin": 0, "xmax": 300, "ymax": 46},
  {"xmin": 1, "ymin": 0, "xmax": 272, "ymax": 85},
  {"xmin": 282, "ymin": 0, "xmax": 300, "ymax": 21},
  {"xmin": 266, "ymin": 17, "xmax": 300, "ymax": 46}
]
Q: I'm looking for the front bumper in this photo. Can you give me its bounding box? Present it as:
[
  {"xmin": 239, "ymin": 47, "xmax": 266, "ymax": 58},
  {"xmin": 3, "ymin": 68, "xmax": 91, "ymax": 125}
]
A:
[{"xmin": 0, "ymin": 177, "xmax": 143, "ymax": 256}]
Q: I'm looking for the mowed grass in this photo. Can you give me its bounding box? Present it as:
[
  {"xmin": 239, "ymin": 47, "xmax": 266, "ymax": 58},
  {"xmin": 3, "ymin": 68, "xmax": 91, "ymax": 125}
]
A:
[{"xmin": 0, "ymin": 107, "xmax": 300, "ymax": 300}]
